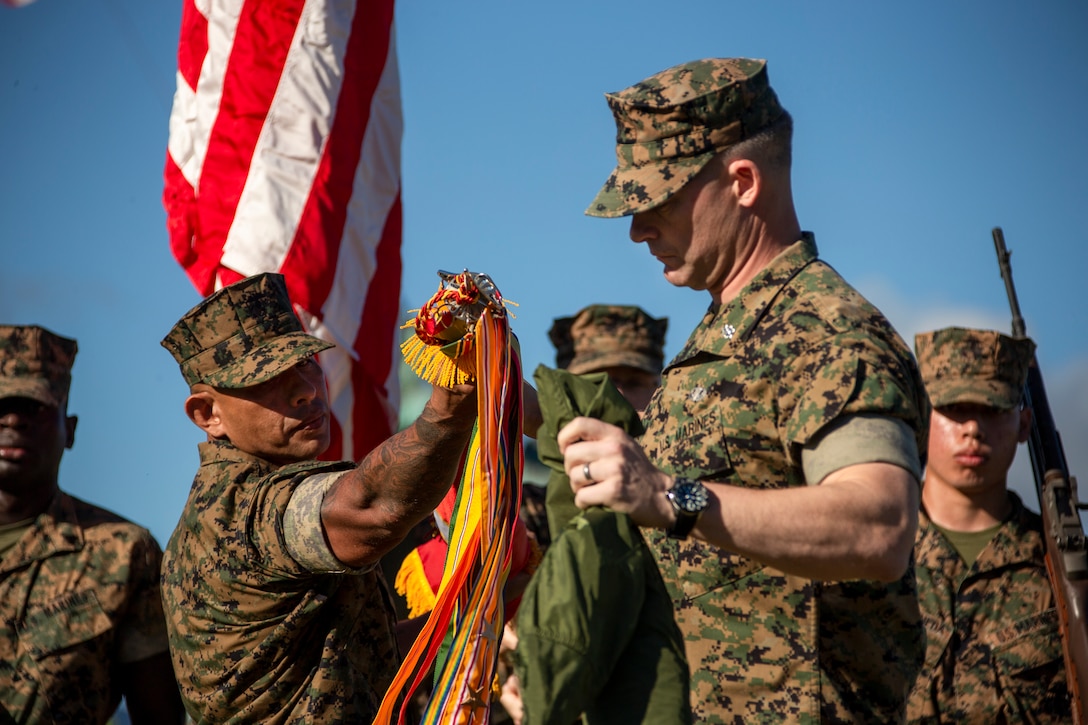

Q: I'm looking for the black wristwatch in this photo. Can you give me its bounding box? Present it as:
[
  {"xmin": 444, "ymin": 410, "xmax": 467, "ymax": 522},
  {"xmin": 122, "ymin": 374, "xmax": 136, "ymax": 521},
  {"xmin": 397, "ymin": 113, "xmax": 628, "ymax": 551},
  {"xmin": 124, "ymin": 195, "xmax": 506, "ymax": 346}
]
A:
[{"xmin": 665, "ymin": 478, "xmax": 709, "ymax": 540}]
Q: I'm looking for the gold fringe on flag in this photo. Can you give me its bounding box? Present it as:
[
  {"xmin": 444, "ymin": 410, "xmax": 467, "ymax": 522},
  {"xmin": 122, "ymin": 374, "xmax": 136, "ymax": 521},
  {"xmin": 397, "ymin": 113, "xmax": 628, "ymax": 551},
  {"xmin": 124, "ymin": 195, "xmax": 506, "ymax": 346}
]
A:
[{"xmin": 394, "ymin": 547, "xmax": 439, "ymax": 619}]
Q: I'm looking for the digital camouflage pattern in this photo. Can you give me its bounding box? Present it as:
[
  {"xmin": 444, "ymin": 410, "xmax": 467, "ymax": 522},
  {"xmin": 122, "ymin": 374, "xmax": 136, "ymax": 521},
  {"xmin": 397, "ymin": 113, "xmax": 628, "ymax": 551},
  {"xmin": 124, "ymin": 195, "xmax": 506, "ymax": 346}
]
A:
[
  {"xmin": 161, "ymin": 440, "xmax": 400, "ymax": 723},
  {"xmin": 161, "ymin": 272, "xmax": 333, "ymax": 389},
  {"xmin": 0, "ymin": 492, "xmax": 168, "ymax": 724},
  {"xmin": 587, "ymin": 57, "xmax": 785, "ymax": 218},
  {"xmin": 914, "ymin": 327, "xmax": 1036, "ymax": 410},
  {"xmin": 640, "ymin": 235, "xmax": 928, "ymax": 723},
  {"xmin": 0, "ymin": 325, "xmax": 77, "ymax": 407},
  {"xmin": 549, "ymin": 304, "xmax": 668, "ymax": 376},
  {"xmin": 908, "ymin": 493, "xmax": 1071, "ymax": 723}
]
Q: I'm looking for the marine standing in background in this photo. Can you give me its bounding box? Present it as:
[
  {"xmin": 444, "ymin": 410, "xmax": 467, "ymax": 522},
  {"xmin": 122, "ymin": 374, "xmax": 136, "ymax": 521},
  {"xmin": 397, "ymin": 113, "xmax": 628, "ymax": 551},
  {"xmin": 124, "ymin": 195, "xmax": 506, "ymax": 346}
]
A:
[
  {"xmin": 908, "ymin": 327, "xmax": 1071, "ymax": 722},
  {"xmin": 0, "ymin": 325, "xmax": 184, "ymax": 724},
  {"xmin": 548, "ymin": 304, "xmax": 667, "ymax": 412},
  {"xmin": 560, "ymin": 58, "xmax": 929, "ymax": 722},
  {"xmin": 159, "ymin": 273, "xmax": 476, "ymax": 723}
]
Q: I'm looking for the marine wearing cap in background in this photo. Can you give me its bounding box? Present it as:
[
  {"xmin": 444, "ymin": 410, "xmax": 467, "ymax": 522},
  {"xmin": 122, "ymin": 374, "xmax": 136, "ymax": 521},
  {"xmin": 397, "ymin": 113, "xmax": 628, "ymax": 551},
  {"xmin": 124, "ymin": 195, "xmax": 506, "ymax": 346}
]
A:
[
  {"xmin": 159, "ymin": 272, "xmax": 477, "ymax": 723},
  {"xmin": 550, "ymin": 304, "xmax": 667, "ymax": 376},
  {"xmin": 907, "ymin": 325, "xmax": 1070, "ymax": 723},
  {"xmin": 0, "ymin": 324, "xmax": 77, "ymax": 406},
  {"xmin": 0, "ymin": 324, "xmax": 184, "ymax": 724},
  {"xmin": 914, "ymin": 326, "xmax": 1035, "ymax": 410},
  {"xmin": 549, "ymin": 304, "xmax": 667, "ymax": 413}
]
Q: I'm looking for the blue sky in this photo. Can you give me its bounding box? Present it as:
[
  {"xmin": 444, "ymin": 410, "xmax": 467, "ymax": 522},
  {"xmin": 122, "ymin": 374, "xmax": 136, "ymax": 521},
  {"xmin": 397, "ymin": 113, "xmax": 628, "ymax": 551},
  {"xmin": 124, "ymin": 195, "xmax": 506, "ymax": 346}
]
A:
[{"xmin": 2, "ymin": 0, "xmax": 1086, "ymax": 546}]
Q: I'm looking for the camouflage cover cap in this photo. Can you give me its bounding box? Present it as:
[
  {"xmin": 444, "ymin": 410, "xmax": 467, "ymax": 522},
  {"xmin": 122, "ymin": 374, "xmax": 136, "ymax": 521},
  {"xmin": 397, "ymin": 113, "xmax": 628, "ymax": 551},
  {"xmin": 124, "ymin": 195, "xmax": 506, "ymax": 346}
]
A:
[
  {"xmin": 0, "ymin": 325, "xmax": 78, "ymax": 407},
  {"xmin": 914, "ymin": 327, "xmax": 1036, "ymax": 410},
  {"xmin": 549, "ymin": 304, "xmax": 667, "ymax": 375},
  {"xmin": 587, "ymin": 57, "xmax": 785, "ymax": 218},
  {"xmin": 161, "ymin": 272, "xmax": 333, "ymax": 388}
]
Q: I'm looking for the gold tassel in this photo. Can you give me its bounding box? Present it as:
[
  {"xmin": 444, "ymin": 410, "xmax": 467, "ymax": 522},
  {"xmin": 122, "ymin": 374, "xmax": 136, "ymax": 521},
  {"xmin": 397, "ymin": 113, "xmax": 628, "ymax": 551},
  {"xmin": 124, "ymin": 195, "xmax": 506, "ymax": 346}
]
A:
[
  {"xmin": 394, "ymin": 548, "xmax": 438, "ymax": 619},
  {"xmin": 399, "ymin": 334, "xmax": 477, "ymax": 387}
]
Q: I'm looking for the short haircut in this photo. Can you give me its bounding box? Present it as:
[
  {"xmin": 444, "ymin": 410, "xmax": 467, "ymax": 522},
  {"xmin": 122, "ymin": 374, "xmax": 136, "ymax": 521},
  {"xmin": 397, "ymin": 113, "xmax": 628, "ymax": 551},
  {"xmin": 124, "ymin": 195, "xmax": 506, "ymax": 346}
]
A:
[{"xmin": 723, "ymin": 109, "xmax": 793, "ymax": 171}]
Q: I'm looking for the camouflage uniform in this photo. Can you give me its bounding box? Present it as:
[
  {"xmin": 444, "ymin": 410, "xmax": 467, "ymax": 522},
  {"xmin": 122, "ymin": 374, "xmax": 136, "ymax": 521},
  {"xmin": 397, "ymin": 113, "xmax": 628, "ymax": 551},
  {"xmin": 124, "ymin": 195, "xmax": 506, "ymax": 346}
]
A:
[
  {"xmin": 639, "ymin": 235, "xmax": 928, "ymax": 723},
  {"xmin": 0, "ymin": 325, "xmax": 171, "ymax": 724},
  {"xmin": 163, "ymin": 442, "xmax": 399, "ymax": 723},
  {"xmin": 908, "ymin": 327, "xmax": 1071, "ymax": 722},
  {"xmin": 908, "ymin": 496, "xmax": 1069, "ymax": 723},
  {"xmin": 583, "ymin": 58, "xmax": 929, "ymax": 722},
  {"xmin": 159, "ymin": 274, "xmax": 399, "ymax": 723},
  {"xmin": 0, "ymin": 493, "xmax": 169, "ymax": 724}
]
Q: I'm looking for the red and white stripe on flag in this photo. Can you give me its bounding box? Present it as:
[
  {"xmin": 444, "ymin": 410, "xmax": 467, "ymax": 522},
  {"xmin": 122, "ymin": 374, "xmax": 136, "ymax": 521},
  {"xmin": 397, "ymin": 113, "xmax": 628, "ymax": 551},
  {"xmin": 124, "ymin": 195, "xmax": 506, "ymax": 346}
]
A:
[{"xmin": 163, "ymin": 0, "xmax": 403, "ymax": 461}]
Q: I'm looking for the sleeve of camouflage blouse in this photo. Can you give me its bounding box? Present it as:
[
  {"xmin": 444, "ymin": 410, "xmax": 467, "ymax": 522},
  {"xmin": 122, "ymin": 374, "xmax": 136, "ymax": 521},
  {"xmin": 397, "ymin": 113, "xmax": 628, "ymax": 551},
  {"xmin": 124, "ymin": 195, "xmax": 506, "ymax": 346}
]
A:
[
  {"xmin": 116, "ymin": 531, "xmax": 171, "ymax": 663},
  {"xmin": 282, "ymin": 471, "xmax": 374, "ymax": 573},
  {"xmin": 779, "ymin": 338, "xmax": 925, "ymax": 467}
]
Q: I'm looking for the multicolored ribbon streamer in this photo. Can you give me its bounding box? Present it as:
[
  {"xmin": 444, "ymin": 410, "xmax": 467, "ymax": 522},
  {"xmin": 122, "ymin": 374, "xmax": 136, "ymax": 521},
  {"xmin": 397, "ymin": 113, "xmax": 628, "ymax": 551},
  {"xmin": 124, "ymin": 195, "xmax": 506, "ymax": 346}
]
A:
[{"xmin": 375, "ymin": 270, "xmax": 523, "ymax": 725}]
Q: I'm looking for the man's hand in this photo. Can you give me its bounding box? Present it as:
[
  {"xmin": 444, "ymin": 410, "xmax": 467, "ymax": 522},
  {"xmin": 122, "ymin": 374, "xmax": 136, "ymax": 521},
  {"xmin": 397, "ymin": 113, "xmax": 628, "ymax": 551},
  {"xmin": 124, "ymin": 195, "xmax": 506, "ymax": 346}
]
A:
[
  {"xmin": 557, "ymin": 416, "xmax": 675, "ymax": 529},
  {"xmin": 424, "ymin": 381, "xmax": 477, "ymax": 425},
  {"xmin": 499, "ymin": 672, "xmax": 524, "ymax": 725}
]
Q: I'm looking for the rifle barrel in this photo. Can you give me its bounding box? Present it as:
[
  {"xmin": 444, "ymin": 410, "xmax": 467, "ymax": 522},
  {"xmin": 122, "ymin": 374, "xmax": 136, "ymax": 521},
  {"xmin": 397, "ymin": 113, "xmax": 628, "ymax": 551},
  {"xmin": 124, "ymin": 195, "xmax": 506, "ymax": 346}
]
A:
[
  {"xmin": 992, "ymin": 226, "xmax": 1088, "ymax": 721},
  {"xmin": 992, "ymin": 227, "xmax": 1027, "ymax": 339}
]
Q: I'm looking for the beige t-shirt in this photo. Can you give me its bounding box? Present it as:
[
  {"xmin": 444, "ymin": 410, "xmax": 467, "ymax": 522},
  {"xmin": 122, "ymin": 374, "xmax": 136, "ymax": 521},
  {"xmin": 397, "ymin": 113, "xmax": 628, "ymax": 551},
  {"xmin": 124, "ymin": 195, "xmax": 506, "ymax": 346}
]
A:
[{"xmin": 802, "ymin": 413, "xmax": 921, "ymax": 485}]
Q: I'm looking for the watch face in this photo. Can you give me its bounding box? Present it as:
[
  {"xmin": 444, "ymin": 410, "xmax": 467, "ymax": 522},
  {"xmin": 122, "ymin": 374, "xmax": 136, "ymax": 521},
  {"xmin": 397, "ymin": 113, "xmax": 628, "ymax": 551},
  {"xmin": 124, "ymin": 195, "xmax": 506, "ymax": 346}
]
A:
[{"xmin": 672, "ymin": 480, "xmax": 709, "ymax": 514}]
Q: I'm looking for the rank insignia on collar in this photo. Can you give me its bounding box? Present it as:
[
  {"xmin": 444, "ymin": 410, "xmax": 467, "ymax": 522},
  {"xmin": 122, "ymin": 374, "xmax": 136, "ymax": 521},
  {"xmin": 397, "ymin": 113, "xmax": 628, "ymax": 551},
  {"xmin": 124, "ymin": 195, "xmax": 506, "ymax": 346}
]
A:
[{"xmin": 722, "ymin": 323, "xmax": 736, "ymax": 340}]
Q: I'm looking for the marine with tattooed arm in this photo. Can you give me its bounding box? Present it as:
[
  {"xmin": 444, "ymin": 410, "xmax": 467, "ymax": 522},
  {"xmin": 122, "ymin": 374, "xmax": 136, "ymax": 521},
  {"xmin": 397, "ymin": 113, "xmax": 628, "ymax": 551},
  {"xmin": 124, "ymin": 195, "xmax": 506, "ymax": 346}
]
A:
[{"xmin": 159, "ymin": 272, "xmax": 477, "ymax": 723}]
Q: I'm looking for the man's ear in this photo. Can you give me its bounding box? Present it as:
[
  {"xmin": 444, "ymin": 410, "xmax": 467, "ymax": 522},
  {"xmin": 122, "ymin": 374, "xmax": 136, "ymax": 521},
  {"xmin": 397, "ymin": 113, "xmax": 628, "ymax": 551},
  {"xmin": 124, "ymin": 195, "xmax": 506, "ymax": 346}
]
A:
[
  {"xmin": 1017, "ymin": 407, "xmax": 1033, "ymax": 444},
  {"xmin": 65, "ymin": 415, "xmax": 77, "ymax": 450},
  {"xmin": 726, "ymin": 157, "xmax": 761, "ymax": 208},
  {"xmin": 185, "ymin": 389, "xmax": 227, "ymax": 438}
]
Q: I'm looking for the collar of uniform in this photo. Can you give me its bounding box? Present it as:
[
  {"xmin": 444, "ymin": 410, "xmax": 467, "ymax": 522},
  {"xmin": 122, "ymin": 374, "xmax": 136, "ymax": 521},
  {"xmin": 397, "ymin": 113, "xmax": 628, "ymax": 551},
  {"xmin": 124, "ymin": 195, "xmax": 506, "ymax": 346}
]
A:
[
  {"xmin": 971, "ymin": 491, "xmax": 1045, "ymax": 573},
  {"xmin": 0, "ymin": 492, "xmax": 83, "ymax": 574},
  {"xmin": 667, "ymin": 233, "xmax": 818, "ymax": 370},
  {"xmin": 916, "ymin": 492, "xmax": 1043, "ymax": 575},
  {"xmin": 915, "ymin": 507, "xmax": 967, "ymax": 575},
  {"xmin": 197, "ymin": 438, "xmax": 281, "ymax": 477}
]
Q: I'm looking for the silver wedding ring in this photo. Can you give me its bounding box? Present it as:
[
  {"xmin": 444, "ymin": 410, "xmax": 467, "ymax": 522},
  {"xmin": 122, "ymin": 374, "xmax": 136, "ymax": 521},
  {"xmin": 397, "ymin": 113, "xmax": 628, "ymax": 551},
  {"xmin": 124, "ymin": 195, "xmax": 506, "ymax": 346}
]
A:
[{"xmin": 583, "ymin": 462, "xmax": 594, "ymax": 483}]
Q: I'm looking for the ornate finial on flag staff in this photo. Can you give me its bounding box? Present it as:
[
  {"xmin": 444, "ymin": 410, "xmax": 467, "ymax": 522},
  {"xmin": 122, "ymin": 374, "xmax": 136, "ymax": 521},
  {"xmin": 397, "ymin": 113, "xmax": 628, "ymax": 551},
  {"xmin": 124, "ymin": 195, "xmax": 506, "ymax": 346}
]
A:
[{"xmin": 400, "ymin": 269, "xmax": 515, "ymax": 387}]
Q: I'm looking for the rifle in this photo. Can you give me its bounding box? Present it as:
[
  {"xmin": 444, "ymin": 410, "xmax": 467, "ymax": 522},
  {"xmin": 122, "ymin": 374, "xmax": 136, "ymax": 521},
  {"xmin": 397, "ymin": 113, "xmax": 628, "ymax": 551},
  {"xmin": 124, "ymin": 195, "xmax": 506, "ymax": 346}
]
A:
[{"xmin": 993, "ymin": 227, "xmax": 1088, "ymax": 721}]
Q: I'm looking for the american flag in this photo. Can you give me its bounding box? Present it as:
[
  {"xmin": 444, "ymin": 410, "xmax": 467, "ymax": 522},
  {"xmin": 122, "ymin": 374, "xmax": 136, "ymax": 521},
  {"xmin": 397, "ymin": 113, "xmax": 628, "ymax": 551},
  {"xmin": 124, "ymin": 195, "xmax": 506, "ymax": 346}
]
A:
[{"xmin": 163, "ymin": 0, "xmax": 402, "ymax": 460}]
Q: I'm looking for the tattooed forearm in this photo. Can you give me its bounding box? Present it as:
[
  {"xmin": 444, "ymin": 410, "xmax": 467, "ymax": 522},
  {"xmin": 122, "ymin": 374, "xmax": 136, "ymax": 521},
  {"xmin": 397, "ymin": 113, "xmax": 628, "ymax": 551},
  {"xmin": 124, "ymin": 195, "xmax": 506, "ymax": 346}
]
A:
[
  {"xmin": 335, "ymin": 383, "xmax": 476, "ymax": 517},
  {"xmin": 319, "ymin": 384, "xmax": 476, "ymax": 565},
  {"xmin": 360, "ymin": 403, "xmax": 473, "ymax": 514}
]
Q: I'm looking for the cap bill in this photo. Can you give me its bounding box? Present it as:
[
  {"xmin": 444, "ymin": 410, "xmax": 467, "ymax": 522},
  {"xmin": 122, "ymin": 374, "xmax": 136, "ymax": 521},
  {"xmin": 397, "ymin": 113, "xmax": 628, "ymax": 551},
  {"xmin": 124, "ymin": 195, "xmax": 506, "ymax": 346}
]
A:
[
  {"xmin": 586, "ymin": 152, "xmax": 714, "ymax": 218},
  {"xmin": 203, "ymin": 333, "xmax": 334, "ymax": 389}
]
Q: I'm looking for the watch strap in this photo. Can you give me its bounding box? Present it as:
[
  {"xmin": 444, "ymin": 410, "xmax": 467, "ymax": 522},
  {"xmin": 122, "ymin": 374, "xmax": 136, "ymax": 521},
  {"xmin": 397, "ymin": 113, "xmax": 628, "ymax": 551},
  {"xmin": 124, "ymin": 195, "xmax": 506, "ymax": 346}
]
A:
[
  {"xmin": 666, "ymin": 505, "xmax": 700, "ymax": 539},
  {"xmin": 666, "ymin": 478, "xmax": 707, "ymax": 540}
]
